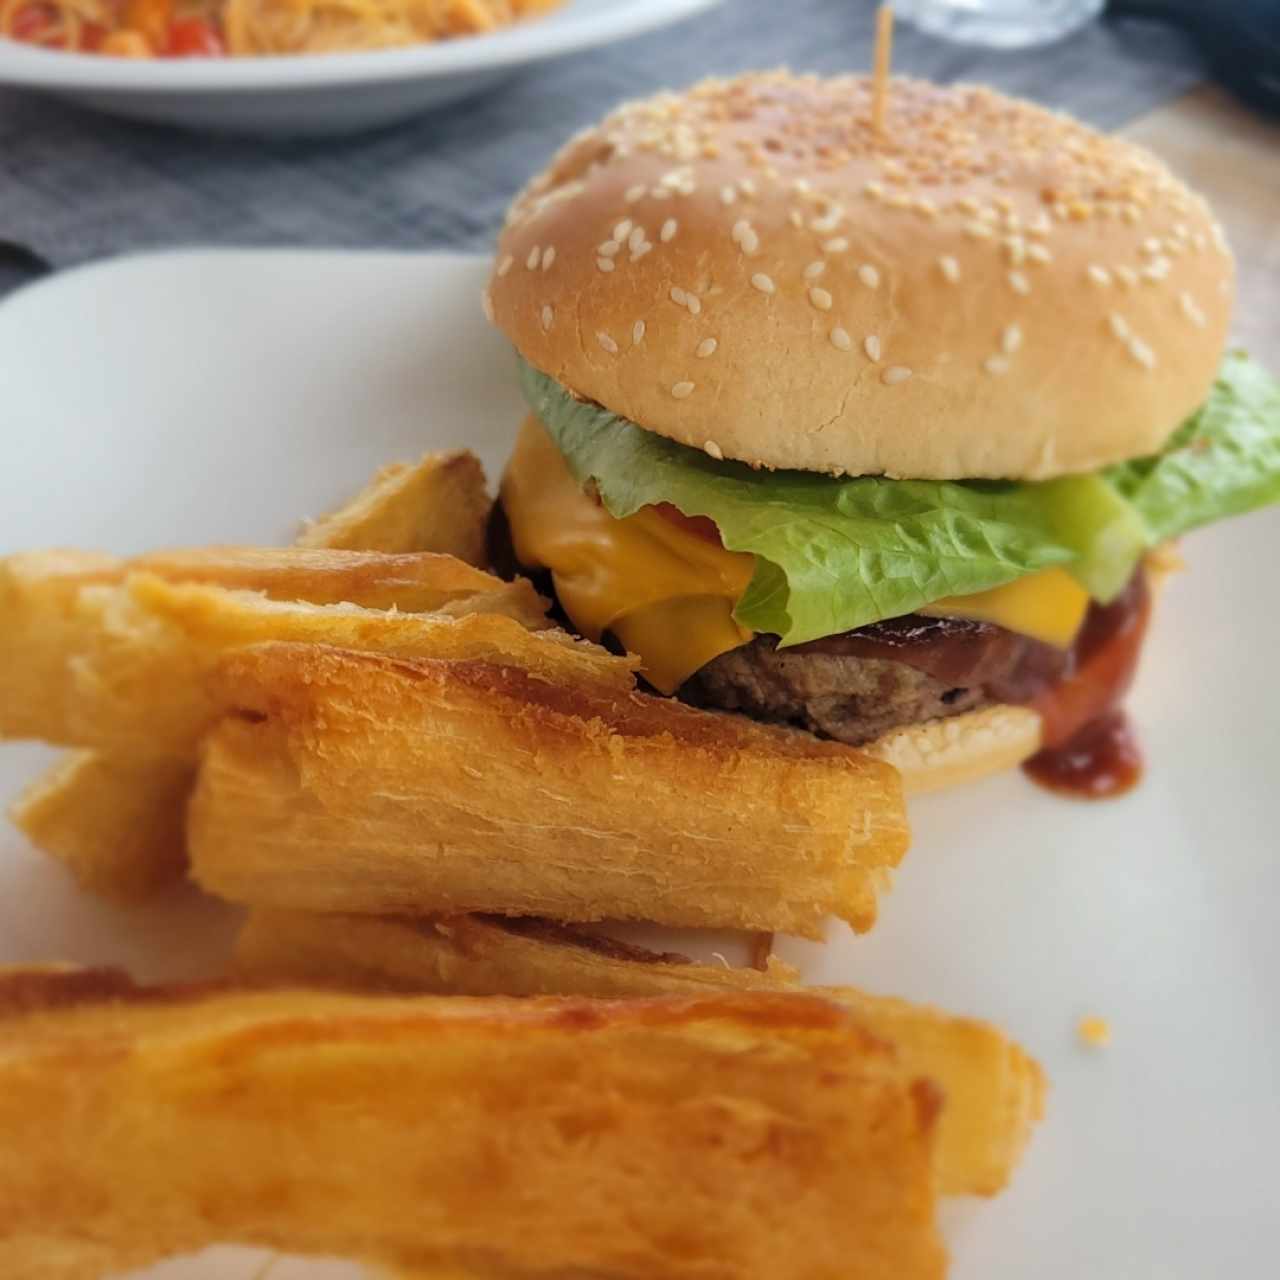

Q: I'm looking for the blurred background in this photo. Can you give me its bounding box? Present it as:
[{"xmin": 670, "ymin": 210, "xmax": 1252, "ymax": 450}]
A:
[{"xmin": 0, "ymin": 0, "xmax": 1276, "ymax": 355}]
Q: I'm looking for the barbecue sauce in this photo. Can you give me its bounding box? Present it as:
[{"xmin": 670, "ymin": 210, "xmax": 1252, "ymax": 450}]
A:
[
  {"xmin": 1022, "ymin": 570, "xmax": 1151, "ymax": 799},
  {"xmin": 1023, "ymin": 709, "xmax": 1144, "ymax": 799}
]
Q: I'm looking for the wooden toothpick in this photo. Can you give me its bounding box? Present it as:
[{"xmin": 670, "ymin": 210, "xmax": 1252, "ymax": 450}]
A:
[{"xmin": 872, "ymin": 4, "xmax": 895, "ymax": 136}]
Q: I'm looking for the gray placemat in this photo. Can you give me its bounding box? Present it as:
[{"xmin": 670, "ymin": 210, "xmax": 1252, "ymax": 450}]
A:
[{"xmin": 0, "ymin": 0, "xmax": 1203, "ymax": 288}]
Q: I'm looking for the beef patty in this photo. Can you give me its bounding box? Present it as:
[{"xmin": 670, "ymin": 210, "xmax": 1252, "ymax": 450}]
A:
[{"xmin": 678, "ymin": 614, "xmax": 1072, "ymax": 747}]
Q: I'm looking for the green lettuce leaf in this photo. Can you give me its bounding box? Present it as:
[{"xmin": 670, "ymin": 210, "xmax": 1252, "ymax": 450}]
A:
[
  {"xmin": 521, "ymin": 361, "xmax": 1103, "ymax": 643},
  {"xmin": 518, "ymin": 352, "xmax": 1280, "ymax": 647},
  {"xmin": 1103, "ymin": 351, "xmax": 1280, "ymax": 543}
]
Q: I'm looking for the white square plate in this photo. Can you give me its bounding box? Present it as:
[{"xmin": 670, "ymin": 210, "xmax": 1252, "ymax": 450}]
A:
[{"xmin": 0, "ymin": 249, "xmax": 1276, "ymax": 1279}]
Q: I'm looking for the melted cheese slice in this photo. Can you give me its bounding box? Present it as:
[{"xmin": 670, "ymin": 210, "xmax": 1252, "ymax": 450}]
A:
[{"xmin": 502, "ymin": 416, "xmax": 1089, "ymax": 693}]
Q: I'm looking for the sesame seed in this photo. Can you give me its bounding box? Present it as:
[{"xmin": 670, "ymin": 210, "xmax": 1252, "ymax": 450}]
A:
[
  {"xmin": 650, "ymin": 188, "xmax": 672, "ymax": 201},
  {"xmin": 857, "ymin": 264, "xmax": 880, "ymax": 289},
  {"xmin": 598, "ymin": 240, "xmax": 620, "ymax": 257},
  {"xmin": 805, "ymin": 261, "xmax": 827, "ymax": 280},
  {"xmin": 1174, "ymin": 222, "xmax": 1190, "ymax": 238},
  {"xmin": 1109, "ymin": 313, "xmax": 1130, "ymax": 340},
  {"xmin": 686, "ymin": 294, "xmax": 702, "ymax": 315},
  {"xmin": 864, "ymin": 334, "xmax": 882, "ymax": 362},
  {"xmin": 669, "ymin": 286, "xmax": 688, "ymax": 306},
  {"xmin": 704, "ymin": 439, "xmax": 724, "ymax": 459},
  {"xmin": 1029, "ymin": 212, "xmax": 1052, "ymax": 236},
  {"xmin": 864, "ymin": 181, "xmax": 885, "ymax": 199},
  {"xmin": 1129, "ymin": 337, "xmax": 1156, "ymax": 369},
  {"xmin": 631, "ymin": 243, "xmax": 652, "ymax": 262},
  {"xmin": 526, "ymin": 246, "xmax": 540, "ymax": 270},
  {"xmin": 809, "ymin": 287, "xmax": 833, "ymax": 311},
  {"xmin": 481, "ymin": 291, "xmax": 494, "ymax": 324},
  {"xmin": 751, "ymin": 273, "xmax": 776, "ymax": 294},
  {"xmin": 984, "ymin": 355, "xmax": 1010, "ymax": 376},
  {"xmin": 957, "ymin": 196, "xmax": 981, "ymax": 215},
  {"xmin": 739, "ymin": 177, "xmax": 757, "ymax": 196},
  {"xmin": 1026, "ymin": 244, "xmax": 1053, "ymax": 265},
  {"xmin": 496, "ymin": 255, "xmax": 513, "ymax": 277},
  {"xmin": 625, "ymin": 184, "xmax": 646, "ymax": 204},
  {"xmin": 739, "ymin": 227, "xmax": 760, "ymax": 254},
  {"xmin": 1008, "ymin": 271, "xmax": 1031, "ymax": 296},
  {"xmin": 720, "ymin": 185, "xmax": 737, "ymax": 205},
  {"xmin": 938, "ymin": 255, "xmax": 960, "ymax": 284},
  {"xmin": 633, "ymin": 320, "xmax": 645, "ymax": 345},
  {"xmin": 538, "ymin": 247, "xmax": 554, "ymax": 272},
  {"xmin": 1142, "ymin": 237, "xmax": 1162, "ymax": 254},
  {"xmin": 672, "ymin": 381, "xmax": 696, "ymax": 399},
  {"xmin": 882, "ymin": 366, "xmax": 912, "ymax": 385},
  {"xmin": 596, "ymin": 257, "xmax": 616, "ymax": 273},
  {"xmin": 597, "ymin": 332, "xmax": 619, "ymax": 355},
  {"xmin": 788, "ymin": 209, "xmax": 805, "ymax": 229},
  {"xmin": 541, "ymin": 304, "xmax": 553, "ymax": 331},
  {"xmin": 613, "ymin": 219, "xmax": 632, "ymax": 243},
  {"xmin": 1142, "ymin": 257, "xmax": 1171, "ymax": 281},
  {"xmin": 660, "ymin": 218, "xmax": 678, "ymax": 243},
  {"xmin": 1087, "ymin": 265, "xmax": 1112, "ymax": 287},
  {"xmin": 823, "ymin": 237, "xmax": 849, "ymax": 254},
  {"xmin": 965, "ymin": 221, "xmax": 994, "ymax": 240},
  {"xmin": 830, "ymin": 327, "xmax": 852, "ymax": 351},
  {"xmin": 1004, "ymin": 237, "xmax": 1026, "ymax": 267},
  {"xmin": 1116, "ymin": 265, "xmax": 1138, "ymax": 288},
  {"xmin": 1179, "ymin": 291, "xmax": 1206, "ymax": 327},
  {"xmin": 696, "ymin": 338, "xmax": 718, "ymax": 358},
  {"xmin": 627, "ymin": 227, "xmax": 646, "ymax": 253}
]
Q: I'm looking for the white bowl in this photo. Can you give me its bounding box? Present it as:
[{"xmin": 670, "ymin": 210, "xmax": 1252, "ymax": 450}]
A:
[{"xmin": 0, "ymin": 0, "xmax": 721, "ymax": 135}]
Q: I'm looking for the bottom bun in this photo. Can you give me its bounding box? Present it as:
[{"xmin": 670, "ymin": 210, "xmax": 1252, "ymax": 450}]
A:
[{"xmin": 862, "ymin": 705, "xmax": 1043, "ymax": 796}]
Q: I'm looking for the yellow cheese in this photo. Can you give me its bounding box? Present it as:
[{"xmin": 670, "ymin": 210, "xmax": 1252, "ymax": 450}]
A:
[
  {"xmin": 920, "ymin": 567, "xmax": 1089, "ymax": 649},
  {"xmin": 502, "ymin": 415, "xmax": 1088, "ymax": 692},
  {"xmin": 502, "ymin": 417, "xmax": 753, "ymax": 692}
]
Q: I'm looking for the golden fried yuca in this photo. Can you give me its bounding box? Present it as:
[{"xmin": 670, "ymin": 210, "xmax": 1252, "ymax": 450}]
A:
[
  {"xmin": 9, "ymin": 752, "xmax": 193, "ymax": 898},
  {"xmin": 296, "ymin": 449, "xmax": 492, "ymax": 566},
  {"xmin": 0, "ymin": 968, "xmax": 945, "ymax": 1280},
  {"xmin": 12, "ymin": 445, "xmax": 497, "ymax": 898},
  {"xmin": 237, "ymin": 910, "xmax": 1044, "ymax": 1196},
  {"xmin": 0, "ymin": 573, "xmax": 564, "ymax": 760},
  {"xmin": 191, "ymin": 642, "xmax": 907, "ymax": 937}
]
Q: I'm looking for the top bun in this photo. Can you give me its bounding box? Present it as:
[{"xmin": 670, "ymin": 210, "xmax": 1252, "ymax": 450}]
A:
[{"xmin": 487, "ymin": 72, "xmax": 1234, "ymax": 481}]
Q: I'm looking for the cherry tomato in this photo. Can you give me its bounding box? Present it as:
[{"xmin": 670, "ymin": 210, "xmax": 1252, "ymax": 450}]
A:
[
  {"xmin": 166, "ymin": 16, "xmax": 223, "ymax": 55},
  {"xmin": 10, "ymin": 5, "xmax": 59, "ymax": 43}
]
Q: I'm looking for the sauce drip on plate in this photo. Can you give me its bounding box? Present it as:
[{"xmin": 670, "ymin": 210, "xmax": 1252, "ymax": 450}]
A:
[{"xmin": 1023, "ymin": 570, "xmax": 1151, "ymax": 799}]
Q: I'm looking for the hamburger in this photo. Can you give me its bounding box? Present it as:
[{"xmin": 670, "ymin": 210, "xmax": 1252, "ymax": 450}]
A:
[{"xmin": 484, "ymin": 72, "xmax": 1280, "ymax": 795}]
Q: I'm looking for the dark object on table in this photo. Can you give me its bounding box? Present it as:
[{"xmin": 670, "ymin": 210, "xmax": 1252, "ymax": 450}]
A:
[
  {"xmin": 0, "ymin": 241, "xmax": 50, "ymax": 296},
  {"xmin": 1110, "ymin": 0, "xmax": 1280, "ymax": 116}
]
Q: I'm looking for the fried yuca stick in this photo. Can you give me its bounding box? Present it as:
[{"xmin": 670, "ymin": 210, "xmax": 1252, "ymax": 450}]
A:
[
  {"xmin": 237, "ymin": 910, "xmax": 1045, "ymax": 1196},
  {"xmin": 0, "ymin": 968, "xmax": 945, "ymax": 1280},
  {"xmin": 1, "ymin": 572, "xmax": 568, "ymax": 761},
  {"xmin": 295, "ymin": 449, "xmax": 491, "ymax": 567},
  {"xmin": 0, "ymin": 549, "xmax": 546, "ymax": 745},
  {"xmin": 11, "ymin": 443, "xmax": 496, "ymax": 897},
  {"xmin": 191, "ymin": 642, "xmax": 907, "ymax": 937},
  {"xmin": 9, "ymin": 752, "xmax": 193, "ymax": 897}
]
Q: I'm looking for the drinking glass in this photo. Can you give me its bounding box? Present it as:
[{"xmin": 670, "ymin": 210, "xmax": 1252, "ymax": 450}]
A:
[{"xmin": 897, "ymin": 0, "xmax": 1105, "ymax": 48}]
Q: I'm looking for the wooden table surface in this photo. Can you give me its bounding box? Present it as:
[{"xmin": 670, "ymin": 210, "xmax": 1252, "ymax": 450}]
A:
[{"xmin": 1122, "ymin": 85, "xmax": 1279, "ymax": 366}]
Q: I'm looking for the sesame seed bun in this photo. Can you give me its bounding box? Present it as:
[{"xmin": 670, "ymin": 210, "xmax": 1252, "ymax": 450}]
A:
[
  {"xmin": 487, "ymin": 72, "xmax": 1234, "ymax": 481},
  {"xmin": 864, "ymin": 704, "xmax": 1042, "ymax": 794}
]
